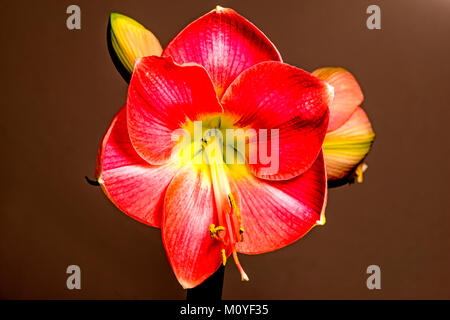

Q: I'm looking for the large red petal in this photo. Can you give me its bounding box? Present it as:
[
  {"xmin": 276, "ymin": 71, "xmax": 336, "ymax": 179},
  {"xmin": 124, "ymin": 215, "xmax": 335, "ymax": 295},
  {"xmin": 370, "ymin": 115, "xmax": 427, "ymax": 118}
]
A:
[
  {"xmin": 312, "ymin": 67, "xmax": 363, "ymax": 132},
  {"xmin": 127, "ymin": 56, "xmax": 223, "ymax": 165},
  {"xmin": 221, "ymin": 61, "xmax": 332, "ymax": 180},
  {"xmin": 163, "ymin": 7, "xmax": 281, "ymax": 99},
  {"xmin": 96, "ymin": 106, "xmax": 179, "ymax": 227},
  {"xmin": 162, "ymin": 164, "xmax": 225, "ymax": 288},
  {"xmin": 232, "ymin": 152, "xmax": 327, "ymax": 254}
]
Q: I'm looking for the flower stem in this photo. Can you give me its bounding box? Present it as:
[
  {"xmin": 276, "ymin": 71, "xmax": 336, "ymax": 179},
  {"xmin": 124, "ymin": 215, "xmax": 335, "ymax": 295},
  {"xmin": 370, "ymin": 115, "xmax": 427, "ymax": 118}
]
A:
[{"xmin": 186, "ymin": 265, "xmax": 225, "ymax": 301}]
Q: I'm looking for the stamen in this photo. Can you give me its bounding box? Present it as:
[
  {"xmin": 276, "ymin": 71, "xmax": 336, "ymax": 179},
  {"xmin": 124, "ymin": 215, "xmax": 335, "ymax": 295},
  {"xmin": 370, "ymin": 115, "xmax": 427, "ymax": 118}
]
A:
[
  {"xmin": 203, "ymin": 134, "xmax": 249, "ymax": 281},
  {"xmin": 224, "ymin": 210, "xmax": 237, "ymax": 245},
  {"xmin": 206, "ymin": 140, "xmax": 226, "ymax": 232},
  {"xmin": 228, "ymin": 194, "xmax": 242, "ymax": 225},
  {"xmin": 355, "ymin": 163, "xmax": 368, "ymax": 183},
  {"xmin": 228, "ymin": 193, "xmax": 244, "ymax": 242},
  {"xmin": 209, "ymin": 224, "xmax": 216, "ymax": 238},
  {"xmin": 221, "ymin": 249, "xmax": 227, "ymax": 266},
  {"xmin": 239, "ymin": 227, "xmax": 245, "ymax": 241},
  {"xmin": 209, "ymin": 224, "xmax": 225, "ymax": 239}
]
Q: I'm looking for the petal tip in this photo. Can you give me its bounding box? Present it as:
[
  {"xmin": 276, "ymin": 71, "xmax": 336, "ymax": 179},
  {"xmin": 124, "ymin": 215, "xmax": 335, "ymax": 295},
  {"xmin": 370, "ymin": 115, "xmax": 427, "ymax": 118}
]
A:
[
  {"xmin": 315, "ymin": 215, "xmax": 326, "ymax": 226},
  {"xmin": 109, "ymin": 12, "xmax": 120, "ymax": 20},
  {"xmin": 212, "ymin": 5, "xmax": 233, "ymax": 14}
]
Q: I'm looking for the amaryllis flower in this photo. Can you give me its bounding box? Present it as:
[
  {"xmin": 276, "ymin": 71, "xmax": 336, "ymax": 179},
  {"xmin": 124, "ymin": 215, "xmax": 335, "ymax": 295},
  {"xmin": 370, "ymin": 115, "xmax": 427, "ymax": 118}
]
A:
[
  {"xmin": 96, "ymin": 7, "xmax": 333, "ymax": 288},
  {"xmin": 312, "ymin": 68, "xmax": 375, "ymax": 183},
  {"xmin": 108, "ymin": 9, "xmax": 375, "ymax": 186}
]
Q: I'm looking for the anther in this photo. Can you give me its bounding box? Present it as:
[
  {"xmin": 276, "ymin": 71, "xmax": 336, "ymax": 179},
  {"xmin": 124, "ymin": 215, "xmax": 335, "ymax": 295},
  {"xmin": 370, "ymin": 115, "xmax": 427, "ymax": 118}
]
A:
[
  {"xmin": 228, "ymin": 193, "xmax": 244, "ymax": 242},
  {"xmin": 228, "ymin": 194, "xmax": 242, "ymax": 223},
  {"xmin": 355, "ymin": 163, "xmax": 368, "ymax": 183},
  {"xmin": 239, "ymin": 227, "xmax": 245, "ymax": 241},
  {"xmin": 221, "ymin": 249, "xmax": 227, "ymax": 266},
  {"xmin": 209, "ymin": 224, "xmax": 225, "ymax": 239},
  {"xmin": 209, "ymin": 224, "xmax": 216, "ymax": 238}
]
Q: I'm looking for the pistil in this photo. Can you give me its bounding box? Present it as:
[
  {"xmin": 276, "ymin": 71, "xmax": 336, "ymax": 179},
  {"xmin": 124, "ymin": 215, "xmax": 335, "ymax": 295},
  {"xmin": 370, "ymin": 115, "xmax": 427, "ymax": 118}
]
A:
[{"xmin": 204, "ymin": 135, "xmax": 249, "ymax": 282}]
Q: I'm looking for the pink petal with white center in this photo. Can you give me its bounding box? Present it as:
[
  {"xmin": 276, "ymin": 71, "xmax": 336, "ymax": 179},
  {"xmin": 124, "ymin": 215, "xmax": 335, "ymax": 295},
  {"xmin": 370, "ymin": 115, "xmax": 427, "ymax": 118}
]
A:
[{"xmin": 96, "ymin": 106, "xmax": 179, "ymax": 227}]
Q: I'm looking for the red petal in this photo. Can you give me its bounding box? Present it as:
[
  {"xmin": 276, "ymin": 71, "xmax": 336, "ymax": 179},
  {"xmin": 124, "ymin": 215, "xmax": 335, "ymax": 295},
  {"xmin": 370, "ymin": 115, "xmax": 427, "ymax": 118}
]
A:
[
  {"xmin": 163, "ymin": 7, "xmax": 281, "ymax": 98},
  {"xmin": 162, "ymin": 164, "xmax": 225, "ymax": 288},
  {"xmin": 127, "ymin": 56, "xmax": 223, "ymax": 165},
  {"xmin": 233, "ymin": 152, "xmax": 327, "ymax": 254},
  {"xmin": 97, "ymin": 106, "xmax": 179, "ymax": 227},
  {"xmin": 312, "ymin": 67, "xmax": 363, "ymax": 132},
  {"xmin": 221, "ymin": 61, "xmax": 332, "ymax": 180}
]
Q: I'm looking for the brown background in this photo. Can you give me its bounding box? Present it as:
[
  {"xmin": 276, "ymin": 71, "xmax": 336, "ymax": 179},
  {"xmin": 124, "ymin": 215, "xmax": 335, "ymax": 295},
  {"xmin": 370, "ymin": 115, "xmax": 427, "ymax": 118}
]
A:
[{"xmin": 1, "ymin": 0, "xmax": 449, "ymax": 299}]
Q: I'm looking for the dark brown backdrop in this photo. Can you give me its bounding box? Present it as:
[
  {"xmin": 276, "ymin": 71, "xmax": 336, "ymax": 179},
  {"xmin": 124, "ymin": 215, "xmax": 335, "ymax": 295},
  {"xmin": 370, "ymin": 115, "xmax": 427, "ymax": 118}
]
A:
[{"xmin": 1, "ymin": 0, "xmax": 449, "ymax": 299}]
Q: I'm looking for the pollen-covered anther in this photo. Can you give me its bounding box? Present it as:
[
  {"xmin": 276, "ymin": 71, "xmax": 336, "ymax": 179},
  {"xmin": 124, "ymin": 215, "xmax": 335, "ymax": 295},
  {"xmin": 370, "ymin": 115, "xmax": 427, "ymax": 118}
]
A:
[
  {"xmin": 227, "ymin": 194, "xmax": 240, "ymax": 221},
  {"xmin": 355, "ymin": 163, "xmax": 368, "ymax": 183},
  {"xmin": 239, "ymin": 227, "xmax": 245, "ymax": 241},
  {"xmin": 228, "ymin": 193, "xmax": 245, "ymax": 242},
  {"xmin": 221, "ymin": 249, "xmax": 227, "ymax": 266},
  {"xmin": 209, "ymin": 224, "xmax": 225, "ymax": 239}
]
